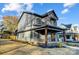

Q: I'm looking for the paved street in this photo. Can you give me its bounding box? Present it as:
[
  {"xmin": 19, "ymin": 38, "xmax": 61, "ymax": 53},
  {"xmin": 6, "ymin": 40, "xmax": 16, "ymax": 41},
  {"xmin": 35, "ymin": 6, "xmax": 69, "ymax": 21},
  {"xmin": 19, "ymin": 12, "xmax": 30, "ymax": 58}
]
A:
[{"xmin": 1, "ymin": 39, "xmax": 79, "ymax": 55}]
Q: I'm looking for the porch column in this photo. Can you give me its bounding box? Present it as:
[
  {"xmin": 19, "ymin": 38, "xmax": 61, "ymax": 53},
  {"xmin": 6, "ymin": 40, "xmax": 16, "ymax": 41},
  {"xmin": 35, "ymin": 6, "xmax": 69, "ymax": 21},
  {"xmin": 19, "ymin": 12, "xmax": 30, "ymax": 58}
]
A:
[
  {"xmin": 51, "ymin": 33, "xmax": 53, "ymax": 41},
  {"xmin": 63, "ymin": 30, "xmax": 66, "ymax": 42},
  {"xmin": 55, "ymin": 33, "xmax": 58, "ymax": 42},
  {"xmin": 45, "ymin": 27, "xmax": 48, "ymax": 46}
]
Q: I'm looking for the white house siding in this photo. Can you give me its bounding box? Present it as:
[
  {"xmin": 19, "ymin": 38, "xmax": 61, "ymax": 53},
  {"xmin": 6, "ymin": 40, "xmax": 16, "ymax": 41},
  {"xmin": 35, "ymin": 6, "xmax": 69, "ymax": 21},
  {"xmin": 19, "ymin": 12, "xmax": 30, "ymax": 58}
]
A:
[
  {"xmin": 17, "ymin": 31, "xmax": 45, "ymax": 43},
  {"xmin": 17, "ymin": 11, "xmax": 58, "ymax": 43},
  {"xmin": 29, "ymin": 31, "xmax": 45, "ymax": 43},
  {"xmin": 24, "ymin": 31, "xmax": 31, "ymax": 41},
  {"xmin": 17, "ymin": 31, "xmax": 31, "ymax": 41},
  {"xmin": 17, "ymin": 32, "xmax": 25, "ymax": 40},
  {"xmin": 18, "ymin": 13, "xmax": 27, "ymax": 32},
  {"xmin": 17, "ymin": 13, "xmax": 39, "ymax": 41},
  {"xmin": 17, "ymin": 13, "xmax": 58, "ymax": 32}
]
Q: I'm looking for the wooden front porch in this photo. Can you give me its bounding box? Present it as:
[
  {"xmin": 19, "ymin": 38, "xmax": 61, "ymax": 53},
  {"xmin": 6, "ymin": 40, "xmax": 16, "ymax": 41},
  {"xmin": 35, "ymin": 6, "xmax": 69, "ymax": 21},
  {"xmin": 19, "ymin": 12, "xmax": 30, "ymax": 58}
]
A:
[
  {"xmin": 35, "ymin": 25, "xmax": 66, "ymax": 46},
  {"xmin": 16, "ymin": 25, "xmax": 66, "ymax": 46}
]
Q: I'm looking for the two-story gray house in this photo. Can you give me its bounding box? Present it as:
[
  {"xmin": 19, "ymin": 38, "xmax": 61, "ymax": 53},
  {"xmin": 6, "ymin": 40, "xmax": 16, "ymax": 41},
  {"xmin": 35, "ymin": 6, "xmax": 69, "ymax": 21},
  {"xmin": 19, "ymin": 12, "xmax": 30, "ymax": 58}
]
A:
[{"xmin": 16, "ymin": 10, "xmax": 66, "ymax": 46}]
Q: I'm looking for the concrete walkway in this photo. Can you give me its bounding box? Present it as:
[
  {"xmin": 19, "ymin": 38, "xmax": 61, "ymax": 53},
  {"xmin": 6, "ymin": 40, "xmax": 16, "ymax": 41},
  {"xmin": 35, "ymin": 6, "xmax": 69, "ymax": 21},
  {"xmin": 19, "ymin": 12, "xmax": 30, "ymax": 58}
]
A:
[{"xmin": 64, "ymin": 44, "xmax": 79, "ymax": 50}]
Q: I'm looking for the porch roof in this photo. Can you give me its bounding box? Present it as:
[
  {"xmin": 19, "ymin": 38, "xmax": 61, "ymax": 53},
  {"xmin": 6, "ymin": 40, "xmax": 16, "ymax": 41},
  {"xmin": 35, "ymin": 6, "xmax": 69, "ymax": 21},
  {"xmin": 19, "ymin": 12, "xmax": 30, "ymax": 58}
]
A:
[
  {"xmin": 35, "ymin": 25, "xmax": 66, "ymax": 35},
  {"xmin": 17, "ymin": 25, "xmax": 66, "ymax": 35}
]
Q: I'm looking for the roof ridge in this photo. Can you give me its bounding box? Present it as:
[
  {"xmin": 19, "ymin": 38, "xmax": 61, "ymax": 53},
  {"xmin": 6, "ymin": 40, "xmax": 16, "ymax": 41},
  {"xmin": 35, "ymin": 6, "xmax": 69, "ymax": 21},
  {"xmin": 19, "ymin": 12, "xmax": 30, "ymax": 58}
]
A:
[{"xmin": 23, "ymin": 9, "xmax": 55, "ymax": 18}]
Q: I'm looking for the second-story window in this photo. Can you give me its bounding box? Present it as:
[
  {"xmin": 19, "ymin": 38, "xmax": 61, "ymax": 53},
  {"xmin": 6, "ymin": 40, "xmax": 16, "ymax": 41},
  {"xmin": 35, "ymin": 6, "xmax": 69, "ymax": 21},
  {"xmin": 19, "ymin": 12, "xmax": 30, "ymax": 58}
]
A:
[
  {"xmin": 49, "ymin": 18, "xmax": 57, "ymax": 26},
  {"xmin": 34, "ymin": 18, "xmax": 44, "ymax": 26},
  {"xmin": 36, "ymin": 18, "xmax": 42, "ymax": 25},
  {"xmin": 48, "ymin": 19, "xmax": 54, "ymax": 25}
]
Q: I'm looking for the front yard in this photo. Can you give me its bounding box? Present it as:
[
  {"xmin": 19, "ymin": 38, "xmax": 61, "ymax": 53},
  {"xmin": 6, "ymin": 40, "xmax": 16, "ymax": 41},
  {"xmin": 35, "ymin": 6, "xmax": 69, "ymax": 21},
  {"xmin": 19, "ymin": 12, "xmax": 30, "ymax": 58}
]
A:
[{"xmin": 1, "ymin": 39, "xmax": 79, "ymax": 55}]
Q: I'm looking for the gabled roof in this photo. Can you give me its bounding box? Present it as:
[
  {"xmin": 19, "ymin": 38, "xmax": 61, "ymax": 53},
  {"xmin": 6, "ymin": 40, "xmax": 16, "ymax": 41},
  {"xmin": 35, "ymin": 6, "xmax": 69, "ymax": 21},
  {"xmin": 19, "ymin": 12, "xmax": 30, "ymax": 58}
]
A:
[
  {"xmin": 61, "ymin": 24, "xmax": 72, "ymax": 29},
  {"xmin": 42, "ymin": 10, "xmax": 58, "ymax": 19},
  {"xmin": 18, "ymin": 10, "xmax": 58, "ymax": 23}
]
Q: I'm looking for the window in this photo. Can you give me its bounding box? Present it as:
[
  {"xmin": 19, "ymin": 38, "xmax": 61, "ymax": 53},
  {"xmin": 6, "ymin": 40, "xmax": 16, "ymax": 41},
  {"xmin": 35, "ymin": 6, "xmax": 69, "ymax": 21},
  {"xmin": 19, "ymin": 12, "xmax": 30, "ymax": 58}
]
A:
[
  {"xmin": 36, "ymin": 18, "xmax": 42, "ymax": 24},
  {"xmin": 48, "ymin": 19, "xmax": 55, "ymax": 26},
  {"xmin": 66, "ymin": 35, "xmax": 70, "ymax": 39},
  {"xmin": 59, "ymin": 35, "xmax": 63, "ymax": 38},
  {"xmin": 34, "ymin": 18, "xmax": 44, "ymax": 26}
]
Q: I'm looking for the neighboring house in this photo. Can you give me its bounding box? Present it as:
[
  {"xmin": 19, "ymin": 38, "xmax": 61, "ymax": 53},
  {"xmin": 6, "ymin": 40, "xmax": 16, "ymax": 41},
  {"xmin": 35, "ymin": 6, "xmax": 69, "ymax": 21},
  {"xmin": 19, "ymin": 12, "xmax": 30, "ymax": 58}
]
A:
[
  {"xmin": 59, "ymin": 24, "xmax": 79, "ymax": 41},
  {"xmin": 16, "ymin": 10, "xmax": 66, "ymax": 45}
]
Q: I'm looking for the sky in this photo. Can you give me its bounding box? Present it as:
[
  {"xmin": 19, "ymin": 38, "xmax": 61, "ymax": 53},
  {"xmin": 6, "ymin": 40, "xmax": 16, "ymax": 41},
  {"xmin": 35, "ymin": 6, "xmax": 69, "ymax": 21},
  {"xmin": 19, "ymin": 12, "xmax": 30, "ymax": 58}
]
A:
[{"xmin": 0, "ymin": 3, "xmax": 79, "ymax": 26}]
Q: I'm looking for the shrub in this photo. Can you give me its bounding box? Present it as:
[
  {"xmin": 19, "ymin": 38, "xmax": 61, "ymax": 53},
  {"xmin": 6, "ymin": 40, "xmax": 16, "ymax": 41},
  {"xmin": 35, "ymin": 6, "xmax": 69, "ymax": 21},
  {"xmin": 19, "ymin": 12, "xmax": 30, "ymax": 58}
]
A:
[{"xmin": 57, "ymin": 42, "xmax": 63, "ymax": 48}]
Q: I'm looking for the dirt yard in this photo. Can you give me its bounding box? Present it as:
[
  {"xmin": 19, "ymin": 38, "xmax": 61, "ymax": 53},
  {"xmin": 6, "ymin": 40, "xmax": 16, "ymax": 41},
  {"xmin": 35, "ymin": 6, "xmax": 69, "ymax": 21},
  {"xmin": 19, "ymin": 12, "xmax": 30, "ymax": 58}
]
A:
[
  {"xmin": 0, "ymin": 39, "xmax": 26, "ymax": 54},
  {"xmin": 0, "ymin": 39, "xmax": 79, "ymax": 55}
]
